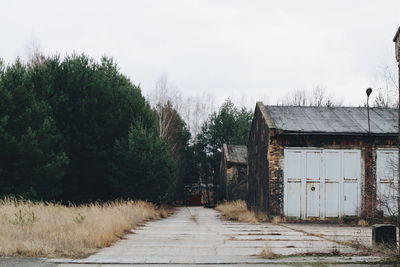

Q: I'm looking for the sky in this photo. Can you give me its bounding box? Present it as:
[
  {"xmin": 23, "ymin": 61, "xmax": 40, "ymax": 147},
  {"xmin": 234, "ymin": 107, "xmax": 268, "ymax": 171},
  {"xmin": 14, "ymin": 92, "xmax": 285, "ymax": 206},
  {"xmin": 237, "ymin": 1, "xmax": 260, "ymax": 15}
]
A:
[{"xmin": 1, "ymin": 0, "xmax": 400, "ymax": 108}]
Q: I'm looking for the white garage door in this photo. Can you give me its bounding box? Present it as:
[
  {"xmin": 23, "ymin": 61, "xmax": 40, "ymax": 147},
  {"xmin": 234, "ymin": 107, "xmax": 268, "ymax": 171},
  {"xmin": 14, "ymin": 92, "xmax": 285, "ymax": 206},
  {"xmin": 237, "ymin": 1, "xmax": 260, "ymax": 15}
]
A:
[
  {"xmin": 284, "ymin": 148, "xmax": 361, "ymax": 219},
  {"xmin": 376, "ymin": 148, "xmax": 399, "ymax": 216}
]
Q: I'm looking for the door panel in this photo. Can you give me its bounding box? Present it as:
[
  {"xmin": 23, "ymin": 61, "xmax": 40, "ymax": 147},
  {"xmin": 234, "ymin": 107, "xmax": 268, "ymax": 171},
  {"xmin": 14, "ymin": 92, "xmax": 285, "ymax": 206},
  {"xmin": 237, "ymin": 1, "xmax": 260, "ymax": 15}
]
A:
[
  {"xmin": 342, "ymin": 151, "xmax": 361, "ymax": 216},
  {"xmin": 287, "ymin": 182, "xmax": 301, "ymax": 217},
  {"xmin": 324, "ymin": 151, "xmax": 341, "ymax": 181},
  {"xmin": 285, "ymin": 151, "xmax": 303, "ymax": 179},
  {"xmin": 343, "ymin": 151, "xmax": 360, "ymax": 180},
  {"xmin": 343, "ymin": 182, "xmax": 358, "ymax": 216},
  {"xmin": 324, "ymin": 151, "xmax": 341, "ymax": 217},
  {"xmin": 306, "ymin": 182, "xmax": 320, "ymax": 217},
  {"xmin": 376, "ymin": 149, "xmax": 399, "ymax": 216},
  {"xmin": 325, "ymin": 182, "xmax": 339, "ymax": 217},
  {"xmin": 284, "ymin": 150, "xmax": 304, "ymax": 217},
  {"xmin": 306, "ymin": 151, "xmax": 321, "ymax": 179}
]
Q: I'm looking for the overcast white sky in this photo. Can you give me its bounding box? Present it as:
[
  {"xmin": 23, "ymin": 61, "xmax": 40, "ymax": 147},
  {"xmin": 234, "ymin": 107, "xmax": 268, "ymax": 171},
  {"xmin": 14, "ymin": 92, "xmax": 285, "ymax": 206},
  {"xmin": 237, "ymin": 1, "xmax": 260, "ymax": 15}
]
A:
[{"xmin": 1, "ymin": 0, "xmax": 400, "ymax": 108}]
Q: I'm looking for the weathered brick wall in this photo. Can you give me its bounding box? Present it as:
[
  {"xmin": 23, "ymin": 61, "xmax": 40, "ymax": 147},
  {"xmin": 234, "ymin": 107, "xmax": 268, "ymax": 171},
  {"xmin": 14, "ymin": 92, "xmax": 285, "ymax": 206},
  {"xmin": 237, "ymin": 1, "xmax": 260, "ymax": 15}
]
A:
[
  {"xmin": 266, "ymin": 134, "xmax": 397, "ymax": 218},
  {"xmin": 268, "ymin": 136, "xmax": 284, "ymax": 215}
]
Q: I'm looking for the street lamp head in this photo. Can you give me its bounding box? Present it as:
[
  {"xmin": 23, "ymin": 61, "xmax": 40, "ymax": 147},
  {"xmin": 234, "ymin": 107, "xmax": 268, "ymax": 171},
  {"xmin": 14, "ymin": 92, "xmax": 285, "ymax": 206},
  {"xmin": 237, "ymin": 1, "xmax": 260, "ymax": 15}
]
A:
[{"xmin": 366, "ymin": 88, "xmax": 372, "ymax": 97}]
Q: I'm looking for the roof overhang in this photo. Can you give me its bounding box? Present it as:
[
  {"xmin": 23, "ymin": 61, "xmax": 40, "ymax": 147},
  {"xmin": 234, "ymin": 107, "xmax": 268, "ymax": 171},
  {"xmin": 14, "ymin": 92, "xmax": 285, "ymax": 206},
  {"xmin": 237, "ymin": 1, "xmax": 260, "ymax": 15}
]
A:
[
  {"xmin": 279, "ymin": 131, "xmax": 398, "ymax": 137},
  {"xmin": 393, "ymin": 26, "xmax": 400, "ymax": 42}
]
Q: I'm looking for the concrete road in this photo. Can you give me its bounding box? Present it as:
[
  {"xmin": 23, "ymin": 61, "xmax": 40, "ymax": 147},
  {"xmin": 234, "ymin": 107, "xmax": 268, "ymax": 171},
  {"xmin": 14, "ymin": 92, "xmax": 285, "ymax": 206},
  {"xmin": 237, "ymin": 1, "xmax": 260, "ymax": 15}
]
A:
[{"xmin": 47, "ymin": 207, "xmax": 380, "ymax": 265}]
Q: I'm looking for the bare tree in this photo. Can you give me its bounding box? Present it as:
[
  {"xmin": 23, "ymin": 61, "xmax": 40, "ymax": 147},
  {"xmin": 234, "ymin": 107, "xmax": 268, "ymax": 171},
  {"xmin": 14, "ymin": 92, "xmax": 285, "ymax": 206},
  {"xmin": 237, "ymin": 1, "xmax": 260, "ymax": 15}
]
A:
[
  {"xmin": 182, "ymin": 93, "xmax": 215, "ymax": 139},
  {"xmin": 279, "ymin": 87, "xmax": 342, "ymax": 107},
  {"xmin": 148, "ymin": 75, "xmax": 183, "ymax": 141},
  {"xmin": 148, "ymin": 74, "xmax": 182, "ymax": 110},
  {"xmin": 376, "ymin": 152, "xmax": 399, "ymax": 218},
  {"xmin": 148, "ymin": 74, "xmax": 216, "ymax": 140},
  {"xmin": 372, "ymin": 66, "xmax": 399, "ymax": 108},
  {"xmin": 25, "ymin": 38, "xmax": 46, "ymax": 67}
]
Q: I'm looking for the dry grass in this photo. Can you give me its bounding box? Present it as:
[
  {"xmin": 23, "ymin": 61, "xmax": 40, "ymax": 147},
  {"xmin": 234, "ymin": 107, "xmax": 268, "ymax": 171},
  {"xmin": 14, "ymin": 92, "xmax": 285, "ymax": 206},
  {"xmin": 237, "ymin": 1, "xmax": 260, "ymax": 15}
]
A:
[
  {"xmin": 357, "ymin": 219, "xmax": 369, "ymax": 227},
  {"xmin": 215, "ymin": 200, "xmax": 259, "ymax": 224},
  {"xmin": 259, "ymin": 246, "xmax": 279, "ymax": 259},
  {"xmin": 0, "ymin": 198, "xmax": 171, "ymax": 258},
  {"xmin": 271, "ymin": 216, "xmax": 284, "ymax": 224}
]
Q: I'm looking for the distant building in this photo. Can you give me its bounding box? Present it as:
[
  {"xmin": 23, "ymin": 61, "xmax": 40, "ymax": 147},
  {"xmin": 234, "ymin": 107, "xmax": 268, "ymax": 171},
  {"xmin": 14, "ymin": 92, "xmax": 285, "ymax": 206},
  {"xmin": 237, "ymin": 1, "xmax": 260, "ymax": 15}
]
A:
[
  {"xmin": 247, "ymin": 102, "xmax": 398, "ymax": 219},
  {"xmin": 219, "ymin": 144, "xmax": 248, "ymax": 201}
]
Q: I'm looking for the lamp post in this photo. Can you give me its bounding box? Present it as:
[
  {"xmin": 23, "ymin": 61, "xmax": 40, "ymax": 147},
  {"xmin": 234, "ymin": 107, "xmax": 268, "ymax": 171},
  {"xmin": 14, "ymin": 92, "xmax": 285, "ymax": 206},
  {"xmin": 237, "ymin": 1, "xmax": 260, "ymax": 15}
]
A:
[
  {"xmin": 393, "ymin": 26, "xmax": 400, "ymax": 252},
  {"xmin": 366, "ymin": 88, "xmax": 372, "ymax": 134}
]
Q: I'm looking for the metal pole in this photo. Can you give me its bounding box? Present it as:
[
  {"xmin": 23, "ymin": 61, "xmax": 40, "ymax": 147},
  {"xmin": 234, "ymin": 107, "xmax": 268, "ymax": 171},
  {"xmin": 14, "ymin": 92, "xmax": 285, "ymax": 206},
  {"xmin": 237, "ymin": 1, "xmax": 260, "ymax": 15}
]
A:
[
  {"xmin": 366, "ymin": 88, "xmax": 372, "ymax": 134},
  {"xmin": 397, "ymin": 61, "xmax": 400, "ymax": 253},
  {"xmin": 367, "ymin": 99, "xmax": 371, "ymax": 133}
]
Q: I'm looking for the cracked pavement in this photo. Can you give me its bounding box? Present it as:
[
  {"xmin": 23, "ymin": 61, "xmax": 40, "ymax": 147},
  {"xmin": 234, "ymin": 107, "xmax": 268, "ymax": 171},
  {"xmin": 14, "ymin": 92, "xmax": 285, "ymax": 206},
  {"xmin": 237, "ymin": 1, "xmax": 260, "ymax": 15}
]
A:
[{"xmin": 48, "ymin": 207, "xmax": 380, "ymax": 265}]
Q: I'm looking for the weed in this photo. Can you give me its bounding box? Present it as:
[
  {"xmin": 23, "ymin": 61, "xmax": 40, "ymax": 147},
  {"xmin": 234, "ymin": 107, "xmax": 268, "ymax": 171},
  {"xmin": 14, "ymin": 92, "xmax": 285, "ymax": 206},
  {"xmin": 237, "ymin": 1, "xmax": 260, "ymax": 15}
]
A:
[
  {"xmin": 259, "ymin": 246, "xmax": 279, "ymax": 259},
  {"xmin": 73, "ymin": 213, "xmax": 86, "ymax": 224},
  {"xmin": 9, "ymin": 210, "xmax": 39, "ymax": 226},
  {"xmin": 215, "ymin": 200, "xmax": 260, "ymax": 224}
]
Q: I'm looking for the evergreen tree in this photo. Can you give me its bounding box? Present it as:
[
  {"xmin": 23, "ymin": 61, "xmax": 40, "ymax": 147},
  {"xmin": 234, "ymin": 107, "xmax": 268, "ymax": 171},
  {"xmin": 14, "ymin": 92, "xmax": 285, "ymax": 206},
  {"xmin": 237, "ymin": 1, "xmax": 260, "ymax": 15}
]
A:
[
  {"xmin": 194, "ymin": 99, "xmax": 252, "ymax": 199},
  {"xmin": 0, "ymin": 54, "xmax": 178, "ymax": 202}
]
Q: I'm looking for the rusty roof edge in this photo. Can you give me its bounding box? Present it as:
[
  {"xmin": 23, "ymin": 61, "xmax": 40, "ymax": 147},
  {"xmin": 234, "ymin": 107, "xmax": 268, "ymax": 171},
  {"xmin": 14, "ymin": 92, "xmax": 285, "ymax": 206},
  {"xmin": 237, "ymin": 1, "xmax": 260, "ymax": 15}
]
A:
[{"xmin": 258, "ymin": 102, "xmax": 276, "ymax": 129}]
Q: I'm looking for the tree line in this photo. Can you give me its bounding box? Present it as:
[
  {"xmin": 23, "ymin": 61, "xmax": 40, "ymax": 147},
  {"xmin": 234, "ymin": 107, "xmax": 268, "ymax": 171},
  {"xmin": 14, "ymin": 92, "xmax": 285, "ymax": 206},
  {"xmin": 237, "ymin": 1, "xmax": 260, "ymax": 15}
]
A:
[
  {"xmin": 1, "ymin": 53, "xmax": 395, "ymax": 203},
  {"xmin": 0, "ymin": 54, "xmax": 190, "ymax": 203}
]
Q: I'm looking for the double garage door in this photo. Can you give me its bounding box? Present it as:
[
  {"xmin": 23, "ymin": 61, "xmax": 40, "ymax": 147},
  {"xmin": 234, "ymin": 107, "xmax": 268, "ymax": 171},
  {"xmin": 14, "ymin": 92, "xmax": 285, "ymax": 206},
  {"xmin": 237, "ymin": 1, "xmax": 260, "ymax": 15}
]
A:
[{"xmin": 284, "ymin": 148, "xmax": 361, "ymax": 219}]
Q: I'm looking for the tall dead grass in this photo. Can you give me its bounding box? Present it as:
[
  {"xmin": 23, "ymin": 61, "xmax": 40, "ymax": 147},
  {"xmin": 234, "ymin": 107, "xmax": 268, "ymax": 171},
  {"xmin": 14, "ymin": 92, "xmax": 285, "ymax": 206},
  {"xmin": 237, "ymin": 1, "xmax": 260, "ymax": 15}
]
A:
[
  {"xmin": 0, "ymin": 198, "xmax": 170, "ymax": 258},
  {"xmin": 215, "ymin": 200, "xmax": 259, "ymax": 224}
]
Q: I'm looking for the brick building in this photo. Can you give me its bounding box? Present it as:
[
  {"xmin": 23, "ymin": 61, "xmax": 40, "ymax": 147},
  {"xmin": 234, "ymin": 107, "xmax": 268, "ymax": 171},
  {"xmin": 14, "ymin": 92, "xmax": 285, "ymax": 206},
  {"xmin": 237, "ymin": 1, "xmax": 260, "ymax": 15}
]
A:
[
  {"xmin": 219, "ymin": 144, "xmax": 247, "ymax": 201},
  {"xmin": 247, "ymin": 102, "xmax": 398, "ymax": 219}
]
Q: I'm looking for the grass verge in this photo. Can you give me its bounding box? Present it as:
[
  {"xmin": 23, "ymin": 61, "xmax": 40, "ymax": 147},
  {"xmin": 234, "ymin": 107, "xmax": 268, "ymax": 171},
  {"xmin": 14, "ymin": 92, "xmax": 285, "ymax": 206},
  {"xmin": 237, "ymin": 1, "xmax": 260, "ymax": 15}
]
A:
[
  {"xmin": 215, "ymin": 200, "xmax": 259, "ymax": 224},
  {"xmin": 0, "ymin": 198, "xmax": 171, "ymax": 258}
]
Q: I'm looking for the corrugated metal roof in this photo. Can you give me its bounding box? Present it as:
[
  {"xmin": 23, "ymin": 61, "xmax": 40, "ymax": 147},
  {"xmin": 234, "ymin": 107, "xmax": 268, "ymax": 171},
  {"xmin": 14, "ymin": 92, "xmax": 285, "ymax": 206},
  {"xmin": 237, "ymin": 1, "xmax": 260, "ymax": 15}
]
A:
[
  {"xmin": 224, "ymin": 145, "xmax": 247, "ymax": 164},
  {"xmin": 265, "ymin": 106, "xmax": 398, "ymax": 135}
]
